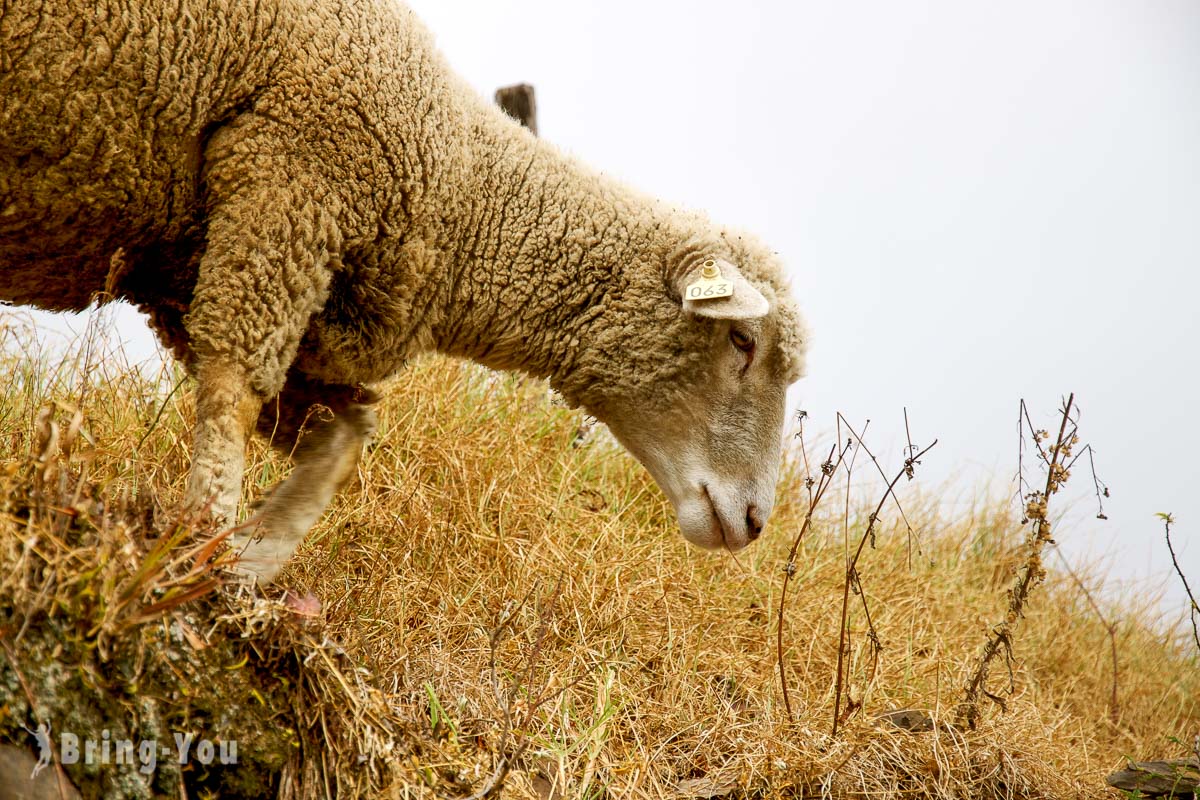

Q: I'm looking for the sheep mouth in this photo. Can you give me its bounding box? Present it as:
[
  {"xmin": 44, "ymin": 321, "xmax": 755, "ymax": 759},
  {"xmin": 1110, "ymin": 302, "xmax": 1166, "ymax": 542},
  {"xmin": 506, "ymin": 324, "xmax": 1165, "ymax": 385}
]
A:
[{"xmin": 701, "ymin": 484, "xmax": 734, "ymax": 552}]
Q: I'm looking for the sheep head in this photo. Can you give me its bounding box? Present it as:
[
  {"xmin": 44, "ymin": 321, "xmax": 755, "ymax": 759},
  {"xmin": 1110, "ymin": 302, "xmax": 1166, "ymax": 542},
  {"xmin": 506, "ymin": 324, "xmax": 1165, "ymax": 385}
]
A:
[{"xmin": 564, "ymin": 241, "xmax": 807, "ymax": 552}]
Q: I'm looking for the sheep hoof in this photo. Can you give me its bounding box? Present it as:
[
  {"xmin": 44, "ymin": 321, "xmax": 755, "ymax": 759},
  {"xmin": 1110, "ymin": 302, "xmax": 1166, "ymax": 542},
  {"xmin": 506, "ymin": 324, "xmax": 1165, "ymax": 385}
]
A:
[
  {"xmin": 283, "ymin": 590, "xmax": 323, "ymax": 618},
  {"xmin": 224, "ymin": 517, "xmax": 300, "ymax": 586}
]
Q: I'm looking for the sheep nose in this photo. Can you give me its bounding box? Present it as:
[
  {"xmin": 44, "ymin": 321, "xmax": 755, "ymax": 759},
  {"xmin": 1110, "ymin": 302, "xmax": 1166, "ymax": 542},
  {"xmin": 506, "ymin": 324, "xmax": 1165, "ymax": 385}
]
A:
[{"xmin": 746, "ymin": 505, "xmax": 764, "ymax": 540}]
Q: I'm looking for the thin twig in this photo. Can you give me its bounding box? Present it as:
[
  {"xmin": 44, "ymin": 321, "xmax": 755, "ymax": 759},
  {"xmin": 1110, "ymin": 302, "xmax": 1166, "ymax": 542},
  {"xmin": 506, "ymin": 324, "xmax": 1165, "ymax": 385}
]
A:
[
  {"xmin": 1020, "ymin": 399, "xmax": 1054, "ymax": 465},
  {"xmin": 1087, "ymin": 446, "xmax": 1109, "ymax": 520},
  {"xmin": 831, "ymin": 439, "xmax": 938, "ymax": 735},
  {"xmin": 1015, "ymin": 400, "xmax": 1028, "ymax": 506},
  {"xmin": 1062, "ymin": 443, "xmax": 1108, "ymax": 520},
  {"xmin": 836, "ymin": 413, "xmax": 923, "ymax": 562},
  {"xmin": 826, "ymin": 410, "xmax": 928, "ymax": 733},
  {"xmin": 135, "ymin": 374, "xmax": 187, "ymax": 451},
  {"xmin": 792, "ymin": 409, "xmax": 813, "ymax": 506},
  {"xmin": 903, "ymin": 407, "xmax": 918, "ymax": 568},
  {"xmin": 467, "ymin": 575, "xmax": 585, "ymax": 800},
  {"xmin": 777, "ymin": 440, "xmax": 846, "ymax": 721},
  {"xmin": 1161, "ymin": 513, "xmax": 1200, "ymax": 653},
  {"xmin": 1052, "ymin": 547, "xmax": 1120, "ymax": 723}
]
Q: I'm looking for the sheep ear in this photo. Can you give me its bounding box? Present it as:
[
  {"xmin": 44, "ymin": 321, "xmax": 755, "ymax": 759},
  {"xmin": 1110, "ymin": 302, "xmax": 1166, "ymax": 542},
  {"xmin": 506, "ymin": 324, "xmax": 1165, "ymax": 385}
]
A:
[{"xmin": 678, "ymin": 259, "xmax": 770, "ymax": 320}]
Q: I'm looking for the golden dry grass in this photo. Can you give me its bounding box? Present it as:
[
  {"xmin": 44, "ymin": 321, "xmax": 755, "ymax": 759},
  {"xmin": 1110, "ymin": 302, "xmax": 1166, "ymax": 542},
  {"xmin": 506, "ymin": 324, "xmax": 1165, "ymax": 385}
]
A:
[{"xmin": 1, "ymin": 314, "xmax": 1197, "ymax": 799}]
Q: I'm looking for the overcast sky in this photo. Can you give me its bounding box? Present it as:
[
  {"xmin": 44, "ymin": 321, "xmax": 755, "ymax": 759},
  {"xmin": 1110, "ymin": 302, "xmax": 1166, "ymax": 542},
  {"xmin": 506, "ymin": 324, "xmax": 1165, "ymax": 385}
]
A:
[
  {"xmin": 12, "ymin": 0, "xmax": 1198, "ymax": 618},
  {"xmin": 399, "ymin": 0, "xmax": 1199, "ymax": 618}
]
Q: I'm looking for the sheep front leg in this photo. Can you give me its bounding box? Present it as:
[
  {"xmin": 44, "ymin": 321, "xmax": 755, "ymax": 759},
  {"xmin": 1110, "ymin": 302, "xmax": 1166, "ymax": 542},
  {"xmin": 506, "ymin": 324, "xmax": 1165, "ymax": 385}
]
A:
[
  {"xmin": 182, "ymin": 141, "xmax": 343, "ymax": 580},
  {"xmin": 231, "ymin": 403, "xmax": 377, "ymax": 583},
  {"xmin": 184, "ymin": 362, "xmax": 263, "ymax": 523}
]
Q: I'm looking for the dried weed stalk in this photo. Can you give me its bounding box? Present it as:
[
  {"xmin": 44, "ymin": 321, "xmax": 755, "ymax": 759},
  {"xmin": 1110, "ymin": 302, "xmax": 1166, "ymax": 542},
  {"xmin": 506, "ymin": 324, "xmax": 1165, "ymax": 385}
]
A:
[
  {"xmin": 1046, "ymin": 435, "xmax": 1119, "ymax": 723},
  {"xmin": 1047, "ymin": 420, "xmax": 1119, "ymax": 722},
  {"xmin": 466, "ymin": 576, "xmax": 588, "ymax": 799},
  {"xmin": 776, "ymin": 410, "xmax": 935, "ymax": 734},
  {"xmin": 829, "ymin": 416, "xmax": 935, "ymax": 736},
  {"xmin": 776, "ymin": 414, "xmax": 847, "ymax": 721},
  {"xmin": 1161, "ymin": 513, "xmax": 1200, "ymax": 653},
  {"xmin": 957, "ymin": 394, "xmax": 1078, "ymax": 729}
]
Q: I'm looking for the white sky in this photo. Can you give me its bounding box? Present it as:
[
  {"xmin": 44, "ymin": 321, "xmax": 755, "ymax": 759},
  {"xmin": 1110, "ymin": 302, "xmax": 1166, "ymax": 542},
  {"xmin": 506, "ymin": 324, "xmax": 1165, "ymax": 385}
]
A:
[
  {"xmin": 12, "ymin": 0, "xmax": 1198, "ymax": 619},
  {"xmin": 401, "ymin": 0, "xmax": 1200, "ymax": 619}
]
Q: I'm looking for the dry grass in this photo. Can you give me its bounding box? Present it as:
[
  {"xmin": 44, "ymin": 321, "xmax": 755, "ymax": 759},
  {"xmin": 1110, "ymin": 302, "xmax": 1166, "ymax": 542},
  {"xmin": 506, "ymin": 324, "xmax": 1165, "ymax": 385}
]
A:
[{"xmin": 1, "ymin": 314, "xmax": 1197, "ymax": 799}]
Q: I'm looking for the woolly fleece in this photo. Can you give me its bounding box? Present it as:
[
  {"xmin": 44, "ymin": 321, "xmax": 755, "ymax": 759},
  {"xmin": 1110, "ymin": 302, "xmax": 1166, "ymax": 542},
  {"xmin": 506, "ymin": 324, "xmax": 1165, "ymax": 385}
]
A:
[
  {"xmin": 0, "ymin": 0, "xmax": 804, "ymax": 406},
  {"xmin": 1, "ymin": 0, "xmax": 807, "ymax": 577}
]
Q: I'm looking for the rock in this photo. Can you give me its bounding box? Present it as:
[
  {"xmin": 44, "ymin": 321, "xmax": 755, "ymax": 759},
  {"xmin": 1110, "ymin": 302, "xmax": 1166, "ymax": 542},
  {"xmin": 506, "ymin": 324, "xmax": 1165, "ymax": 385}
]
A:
[
  {"xmin": 875, "ymin": 708, "xmax": 936, "ymax": 733},
  {"xmin": 0, "ymin": 745, "xmax": 82, "ymax": 800},
  {"xmin": 1106, "ymin": 758, "xmax": 1199, "ymax": 798}
]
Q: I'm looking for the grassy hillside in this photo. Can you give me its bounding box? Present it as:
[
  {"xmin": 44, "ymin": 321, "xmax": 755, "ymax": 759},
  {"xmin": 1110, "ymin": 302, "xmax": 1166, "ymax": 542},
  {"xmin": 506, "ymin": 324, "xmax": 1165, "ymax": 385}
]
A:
[{"xmin": 0, "ymin": 317, "xmax": 1197, "ymax": 798}]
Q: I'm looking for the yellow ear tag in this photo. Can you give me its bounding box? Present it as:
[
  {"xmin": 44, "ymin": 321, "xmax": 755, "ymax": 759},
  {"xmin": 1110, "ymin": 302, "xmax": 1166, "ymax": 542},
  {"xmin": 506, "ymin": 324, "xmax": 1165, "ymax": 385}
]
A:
[{"xmin": 685, "ymin": 259, "xmax": 734, "ymax": 301}]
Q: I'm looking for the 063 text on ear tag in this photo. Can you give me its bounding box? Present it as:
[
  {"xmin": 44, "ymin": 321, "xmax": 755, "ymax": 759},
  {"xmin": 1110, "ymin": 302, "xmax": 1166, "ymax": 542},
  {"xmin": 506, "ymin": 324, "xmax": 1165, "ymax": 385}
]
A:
[{"xmin": 685, "ymin": 259, "xmax": 734, "ymax": 301}]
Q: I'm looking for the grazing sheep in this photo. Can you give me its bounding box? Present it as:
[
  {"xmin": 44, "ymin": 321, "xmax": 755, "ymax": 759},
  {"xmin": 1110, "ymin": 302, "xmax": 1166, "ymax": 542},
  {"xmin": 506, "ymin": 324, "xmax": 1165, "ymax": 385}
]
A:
[{"xmin": 0, "ymin": 0, "xmax": 807, "ymax": 583}]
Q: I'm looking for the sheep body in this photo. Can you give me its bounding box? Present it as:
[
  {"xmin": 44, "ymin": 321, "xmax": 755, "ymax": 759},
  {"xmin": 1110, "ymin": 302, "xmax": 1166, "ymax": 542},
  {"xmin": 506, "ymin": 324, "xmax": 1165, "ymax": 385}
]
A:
[{"xmin": 0, "ymin": 0, "xmax": 807, "ymax": 581}]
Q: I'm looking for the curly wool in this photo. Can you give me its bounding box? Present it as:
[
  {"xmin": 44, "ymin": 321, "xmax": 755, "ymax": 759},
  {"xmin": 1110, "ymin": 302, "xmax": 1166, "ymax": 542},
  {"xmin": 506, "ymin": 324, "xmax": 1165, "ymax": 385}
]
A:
[{"xmin": 0, "ymin": 0, "xmax": 805, "ymax": 415}]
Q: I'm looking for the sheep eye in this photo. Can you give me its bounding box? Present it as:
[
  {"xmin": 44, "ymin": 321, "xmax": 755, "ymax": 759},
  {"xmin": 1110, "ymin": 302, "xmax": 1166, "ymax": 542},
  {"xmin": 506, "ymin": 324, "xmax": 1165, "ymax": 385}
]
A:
[{"xmin": 730, "ymin": 329, "xmax": 756, "ymax": 354}]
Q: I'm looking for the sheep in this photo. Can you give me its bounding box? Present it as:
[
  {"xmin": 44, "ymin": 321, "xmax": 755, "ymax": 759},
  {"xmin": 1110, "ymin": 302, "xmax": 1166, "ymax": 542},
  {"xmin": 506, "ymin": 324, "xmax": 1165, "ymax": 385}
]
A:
[{"xmin": 0, "ymin": 0, "xmax": 808, "ymax": 584}]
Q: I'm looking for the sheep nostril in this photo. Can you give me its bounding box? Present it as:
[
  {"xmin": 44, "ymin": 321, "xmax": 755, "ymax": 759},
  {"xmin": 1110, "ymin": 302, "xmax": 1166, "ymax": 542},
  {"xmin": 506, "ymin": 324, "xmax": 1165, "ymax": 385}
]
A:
[{"xmin": 746, "ymin": 505, "xmax": 764, "ymax": 540}]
